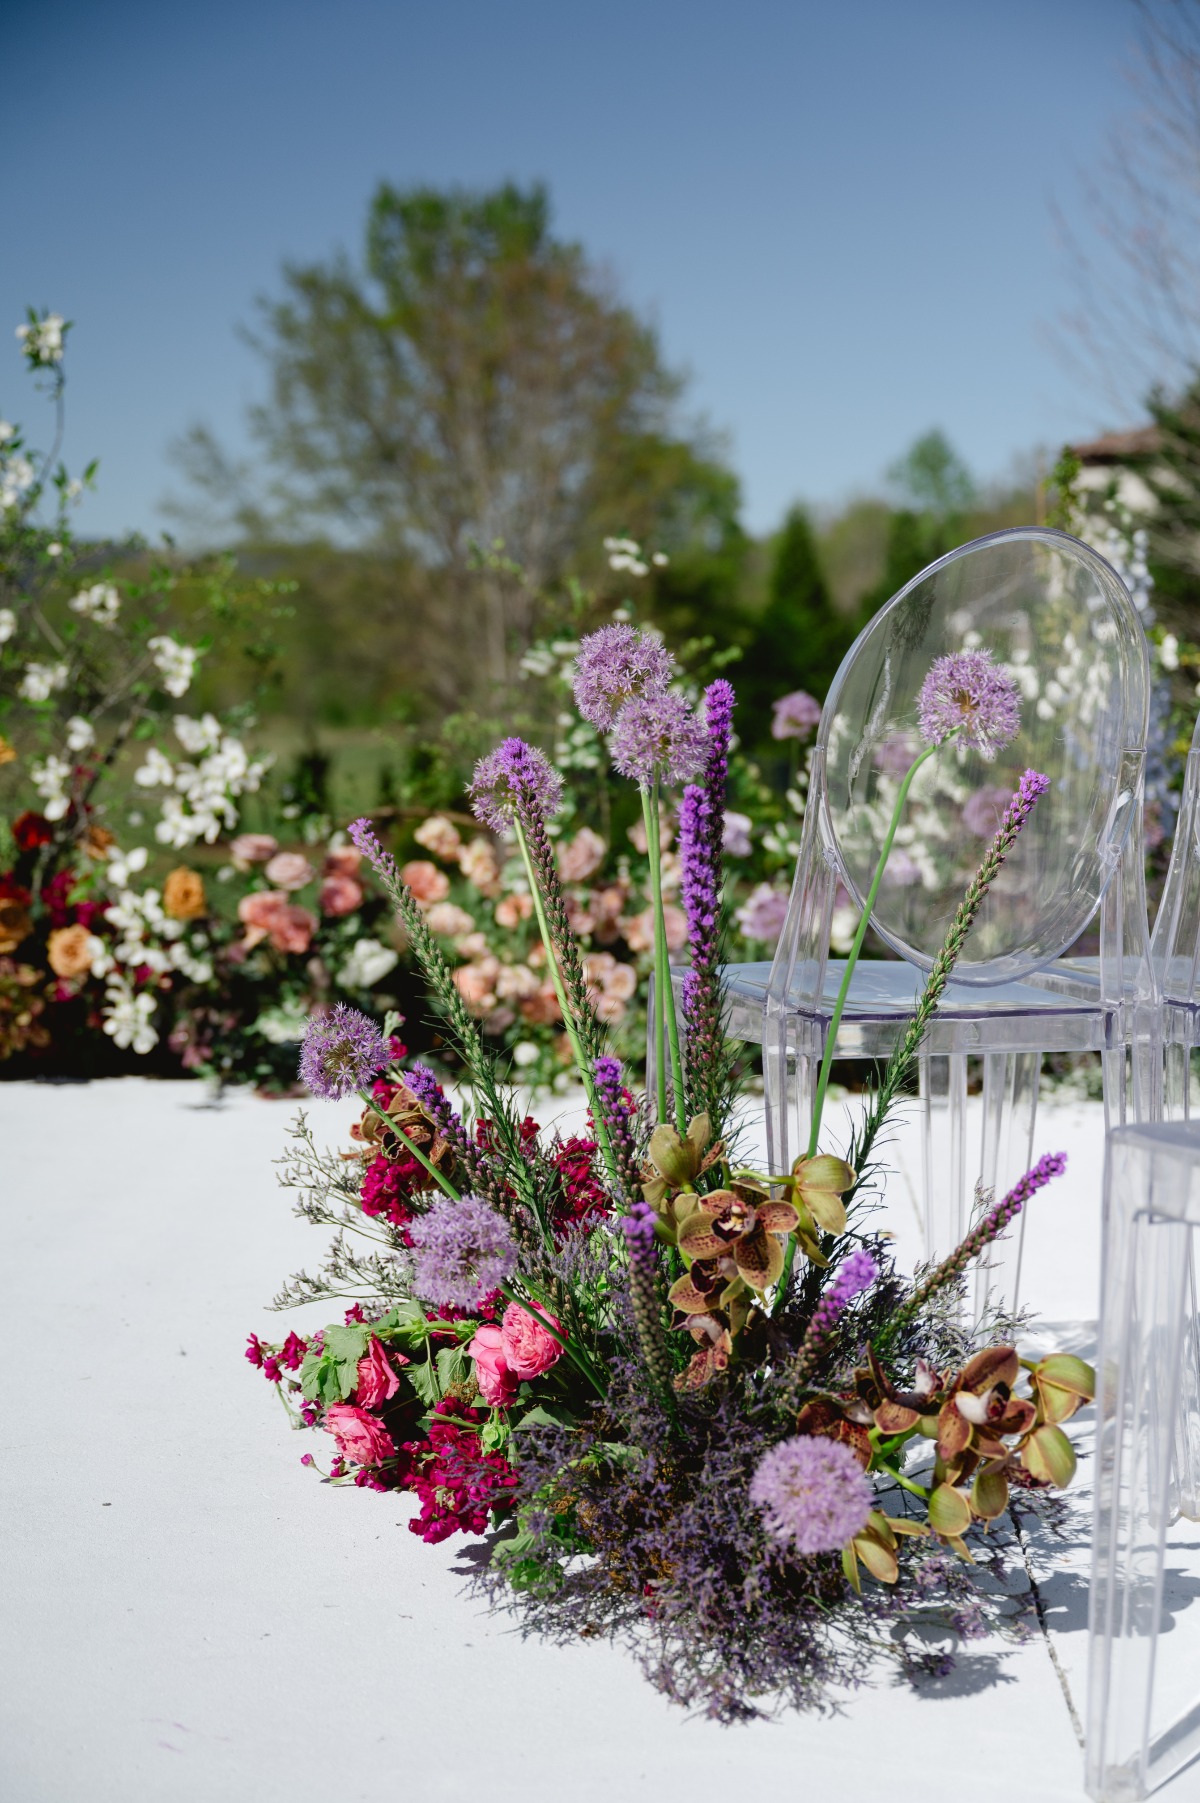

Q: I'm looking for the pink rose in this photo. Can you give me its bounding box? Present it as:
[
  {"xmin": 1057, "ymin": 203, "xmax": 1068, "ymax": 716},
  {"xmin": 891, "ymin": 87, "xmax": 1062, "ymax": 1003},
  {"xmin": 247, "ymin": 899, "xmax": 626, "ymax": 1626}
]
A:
[
  {"xmin": 237, "ymin": 891, "xmax": 317, "ymax": 954},
  {"xmin": 324, "ymin": 1403, "xmax": 395, "ymax": 1466},
  {"xmin": 558, "ymin": 826, "xmax": 606, "ymax": 883},
  {"xmin": 229, "ymin": 832, "xmax": 278, "ymax": 869},
  {"xmin": 401, "ymin": 859, "xmax": 450, "ymax": 906},
  {"xmin": 500, "ymin": 1302, "xmax": 563, "ymax": 1380},
  {"xmin": 323, "ymin": 845, "xmax": 362, "ymax": 880},
  {"xmin": 494, "ymin": 893, "xmax": 533, "ymax": 929},
  {"xmin": 355, "ymin": 1336, "xmax": 405, "ymax": 1408},
  {"xmin": 264, "ymin": 851, "xmax": 316, "ymax": 891},
  {"xmin": 320, "ymin": 872, "xmax": 364, "ymax": 917},
  {"xmin": 468, "ymin": 1323, "xmax": 518, "ymax": 1406},
  {"xmin": 413, "ymin": 815, "xmax": 463, "ymax": 861}
]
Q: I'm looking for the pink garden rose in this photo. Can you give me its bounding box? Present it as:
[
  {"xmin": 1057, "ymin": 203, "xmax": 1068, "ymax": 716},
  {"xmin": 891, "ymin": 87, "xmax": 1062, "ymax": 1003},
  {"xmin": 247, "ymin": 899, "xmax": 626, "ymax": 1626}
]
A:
[
  {"xmin": 558, "ymin": 826, "xmax": 606, "ymax": 883},
  {"xmin": 500, "ymin": 1302, "xmax": 563, "ymax": 1380},
  {"xmin": 355, "ymin": 1336, "xmax": 405, "ymax": 1409},
  {"xmin": 229, "ymin": 832, "xmax": 278, "ymax": 869},
  {"xmin": 238, "ymin": 891, "xmax": 317, "ymax": 954},
  {"xmin": 320, "ymin": 872, "xmax": 364, "ymax": 916},
  {"xmin": 413, "ymin": 814, "xmax": 463, "ymax": 861},
  {"xmin": 468, "ymin": 1323, "xmax": 519, "ymax": 1406},
  {"xmin": 323, "ymin": 845, "xmax": 363, "ymax": 880},
  {"xmin": 324, "ymin": 1403, "xmax": 396, "ymax": 1466},
  {"xmin": 400, "ymin": 859, "xmax": 451, "ymax": 906},
  {"xmin": 264, "ymin": 850, "xmax": 316, "ymax": 891}
]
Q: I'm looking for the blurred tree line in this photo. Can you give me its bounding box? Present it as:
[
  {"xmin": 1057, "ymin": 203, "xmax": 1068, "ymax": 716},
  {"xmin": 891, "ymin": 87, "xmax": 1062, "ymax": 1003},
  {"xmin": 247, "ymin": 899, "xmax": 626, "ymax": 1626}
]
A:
[{"xmin": 168, "ymin": 179, "xmax": 1040, "ymax": 772}]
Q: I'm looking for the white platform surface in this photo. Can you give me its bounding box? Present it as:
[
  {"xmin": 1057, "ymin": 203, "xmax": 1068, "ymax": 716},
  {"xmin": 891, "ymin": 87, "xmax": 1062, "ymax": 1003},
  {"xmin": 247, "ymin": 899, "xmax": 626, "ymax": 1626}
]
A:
[{"xmin": 0, "ymin": 1077, "xmax": 1195, "ymax": 1803}]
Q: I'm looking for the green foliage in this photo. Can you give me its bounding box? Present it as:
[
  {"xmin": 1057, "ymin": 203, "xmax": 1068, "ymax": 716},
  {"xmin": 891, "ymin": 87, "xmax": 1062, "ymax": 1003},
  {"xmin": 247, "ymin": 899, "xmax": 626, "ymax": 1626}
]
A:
[{"xmin": 737, "ymin": 506, "xmax": 858, "ymax": 742}]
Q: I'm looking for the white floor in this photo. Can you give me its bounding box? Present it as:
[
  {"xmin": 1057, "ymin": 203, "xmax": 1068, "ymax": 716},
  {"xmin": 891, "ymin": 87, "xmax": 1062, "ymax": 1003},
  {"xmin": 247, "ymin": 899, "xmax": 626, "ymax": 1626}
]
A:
[{"xmin": 0, "ymin": 1078, "xmax": 1194, "ymax": 1803}]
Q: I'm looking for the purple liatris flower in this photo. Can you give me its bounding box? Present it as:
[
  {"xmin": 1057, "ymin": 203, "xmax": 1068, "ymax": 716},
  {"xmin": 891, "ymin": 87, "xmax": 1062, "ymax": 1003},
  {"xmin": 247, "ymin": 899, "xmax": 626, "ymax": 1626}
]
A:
[
  {"xmin": 750, "ymin": 1435, "xmax": 874, "ymax": 1556},
  {"xmin": 408, "ymin": 1194, "xmax": 518, "ymax": 1310},
  {"xmin": 573, "ymin": 623, "xmax": 675, "ymax": 730},
  {"xmin": 807, "ymin": 1248, "xmax": 878, "ymax": 1338},
  {"xmin": 298, "ymin": 1004, "xmax": 390, "ymax": 1100},
  {"xmin": 610, "ymin": 690, "xmax": 707, "ymax": 788},
  {"xmin": 917, "ymin": 648, "xmax": 1021, "ymax": 760},
  {"xmin": 469, "ymin": 737, "xmax": 563, "ymax": 832}
]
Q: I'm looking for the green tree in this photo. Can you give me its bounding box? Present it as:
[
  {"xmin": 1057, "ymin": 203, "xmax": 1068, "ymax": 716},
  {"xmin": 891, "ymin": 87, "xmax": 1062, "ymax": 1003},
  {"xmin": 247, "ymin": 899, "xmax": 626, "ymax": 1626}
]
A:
[
  {"xmin": 736, "ymin": 506, "xmax": 854, "ymax": 741},
  {"xmin": 175, "ymin": 181, "xmax": 740, "ymax": 702},
  {"xmin": 859, "ymin": 430, "xmax": 976, "ymax": 615}
]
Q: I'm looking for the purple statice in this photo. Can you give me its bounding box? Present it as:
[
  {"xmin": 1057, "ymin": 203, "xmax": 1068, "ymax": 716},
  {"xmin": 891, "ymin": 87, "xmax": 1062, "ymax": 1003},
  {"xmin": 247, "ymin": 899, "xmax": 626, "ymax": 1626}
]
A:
[
  {"xmin": 408, "ymin": 1193, "xmax": 518, "ymax": 1311},
  {"xmin": 572, "ymin": 623, "xmax": 674, "ymax": 730},
  {"xmin": 771, "ymin": 689, "xmax": 822, "ymax": 741},
  {"xmin": 469, "ymin": 737, "xmax": 563, "ymax": 832},
  {"xmin": 679, "ymin": 679, "xmax": 734, "ymax": 1118},
  {"xmin": 610, "ymin": 690, "xmax": 708, "ymax": 789},
  {"xmin": 298, "ymin": 1004, "xmax": 390, "ymax": 1100},
  {"xmin": 750, "ymin": 1435, "xmax": 874, "ymax": 1556},
  {"xmin": 916, "ymin": 648, "xmax": 1021, "ymax": 761}
]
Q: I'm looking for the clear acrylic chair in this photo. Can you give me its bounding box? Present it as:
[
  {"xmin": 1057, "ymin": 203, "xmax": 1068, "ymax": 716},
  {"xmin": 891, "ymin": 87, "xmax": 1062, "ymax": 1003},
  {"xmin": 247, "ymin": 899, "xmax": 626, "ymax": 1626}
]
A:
[
  {"xmin": 722, "ymin": 526, "xmax": 1159, "ymax": 1314},
  {"xmin": 1087, "ymin": 1120, "xmax": 1200, "ymax": 1801}
]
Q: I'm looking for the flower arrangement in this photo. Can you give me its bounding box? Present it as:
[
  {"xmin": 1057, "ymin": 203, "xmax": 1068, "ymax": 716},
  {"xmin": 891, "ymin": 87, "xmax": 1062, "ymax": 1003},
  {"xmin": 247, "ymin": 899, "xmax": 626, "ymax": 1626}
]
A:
[{"xmin": 251, "ymin": 628, "xmax": 1093, "ymax": 1718}]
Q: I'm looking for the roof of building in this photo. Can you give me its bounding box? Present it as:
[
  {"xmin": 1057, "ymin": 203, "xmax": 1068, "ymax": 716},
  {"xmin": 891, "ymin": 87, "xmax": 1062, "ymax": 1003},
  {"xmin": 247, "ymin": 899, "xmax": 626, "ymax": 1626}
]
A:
[{"xmin": 1070, "ymin": 425, "xmax": 1161, "ymax": 463}]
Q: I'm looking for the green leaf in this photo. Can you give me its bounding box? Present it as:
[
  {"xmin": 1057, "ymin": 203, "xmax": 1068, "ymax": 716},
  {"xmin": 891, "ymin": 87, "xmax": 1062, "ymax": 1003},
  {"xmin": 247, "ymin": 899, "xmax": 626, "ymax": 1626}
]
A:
[
  {"xmin": 436, "ymin": 1344, "xmax": 469, "ymax": 1390},
  {"xmin": 320, "ymin": 1325, "xmax": 371, "ymax": 1366},
  {"xmin": 404, "ymin": 1358, "xmax": 441, "ymax": 1408}
]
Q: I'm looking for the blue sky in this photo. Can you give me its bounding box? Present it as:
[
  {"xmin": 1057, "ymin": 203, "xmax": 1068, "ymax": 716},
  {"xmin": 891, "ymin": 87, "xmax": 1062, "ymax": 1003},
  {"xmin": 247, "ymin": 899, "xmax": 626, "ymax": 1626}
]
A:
[{"xmin": 2, "ymin": 0, "xmax": 1138, "ymax": 542}]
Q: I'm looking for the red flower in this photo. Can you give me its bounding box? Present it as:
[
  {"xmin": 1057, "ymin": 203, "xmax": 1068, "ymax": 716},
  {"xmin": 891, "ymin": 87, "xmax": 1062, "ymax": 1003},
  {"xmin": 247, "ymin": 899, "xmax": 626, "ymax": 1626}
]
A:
[
  {"xmin": 0, "ymin": 874, "xmax": 32, "ymax": 906},
  {"xmin": 404, "ymin": 1399, "xmax": 518, "ymax": 1542},
  {"xmin": 11, "ymin": 811, "xmax": 52, "ymax": 851}
]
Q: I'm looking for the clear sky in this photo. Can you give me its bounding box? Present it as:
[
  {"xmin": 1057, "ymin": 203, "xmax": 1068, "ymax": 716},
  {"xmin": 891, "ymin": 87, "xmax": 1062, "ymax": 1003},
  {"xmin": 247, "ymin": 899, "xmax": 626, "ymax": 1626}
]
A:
[{"xmin": 2, "ymin": 0, "xmax": 1138, "ymax": 543}]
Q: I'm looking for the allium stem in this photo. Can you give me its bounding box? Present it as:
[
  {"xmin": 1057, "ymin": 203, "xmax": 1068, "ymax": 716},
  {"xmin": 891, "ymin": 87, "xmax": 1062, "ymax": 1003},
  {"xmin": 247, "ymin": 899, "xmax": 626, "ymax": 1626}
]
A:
[
  {"xmin": 511, "ymin": 815, "xmax": 620, "ymax": 1193},
  {"xmin": 643, "ymin": 781, "xmax": 686, "ymax": 1132}
]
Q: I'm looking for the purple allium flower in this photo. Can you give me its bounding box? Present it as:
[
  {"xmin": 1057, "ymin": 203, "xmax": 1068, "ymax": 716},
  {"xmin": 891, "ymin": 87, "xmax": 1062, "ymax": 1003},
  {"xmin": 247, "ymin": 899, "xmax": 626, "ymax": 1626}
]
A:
[
  {"xmin": 875, "ymin": 731, "xmax": 920, "ymax": 779},
  {"xmin": 880, "ymin": 847, "xmax": 921, "ymax": 888},
  {"xmin": 750, "ymin": 1435, "xmax": 874, "ymax": 1556},
  {"xmin": 771, "ymin": 689, "xmax": 822, "ymax": 741},
  {"xmin": 610, "ymin": 690, "xmax": 708, "ymax": 788},
  {"xmin": 916, "ymin": 649, "xmax": 1021, "ymax": 761},
  {"xmin": 408, "ymin": 1194, "xmax": 518, "ymax": 1310},
  {"xmin": 298, "ymin": 1003, "xmax": 390, "ymax": 1099},
  {"xmin": 469, "ymin": 737, "xmax": 563, "ymax": 832},
  {"xmin": 735, "ymin": 881, "xmax": 790, "ymax": 944},
  {"xmin": 573, "ymin": 623, "xmax": 675, "ymax": 730},
  {"xmin": 961, "ymin": 784, "xmax": 1013, "ymax": 837}
]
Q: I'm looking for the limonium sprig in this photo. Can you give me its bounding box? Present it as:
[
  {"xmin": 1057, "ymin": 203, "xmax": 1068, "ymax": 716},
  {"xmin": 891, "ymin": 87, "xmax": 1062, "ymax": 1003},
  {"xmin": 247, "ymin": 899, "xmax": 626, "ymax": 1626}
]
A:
[{"xmin": 750, "ymin": 1435, "xmax": 875, "ymax": 1557}]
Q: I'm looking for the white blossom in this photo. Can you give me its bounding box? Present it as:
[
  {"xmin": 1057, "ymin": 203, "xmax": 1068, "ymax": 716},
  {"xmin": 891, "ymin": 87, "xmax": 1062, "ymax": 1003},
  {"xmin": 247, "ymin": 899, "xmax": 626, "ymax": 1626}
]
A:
[
  {"xmin": 134, "ymin": 747, "xmax": 175, "ymax": 788},
  {"xmin": 337, "ymin": 938, "xmax": 400, "ymax": 989},
  {"xmin": 65, "ymin": 715, "xmax": 94, "ymax": 752},
  {"xmin": 30, "ymin": 753, "xmax": 71, "ymax": 820},
  {"xmin": 167, "ymin": 939, "xmax": 213, "ymax": 984},
  {"xmin": 254, "ymin": 1005, "xmax": 310, "ymax": 1045},
  {"xmin": 101, "ymin": 975, "xmax": 158, "ymax": 1054},
  {"xmin": 150, "ymin": 718, "xmax": 269, "ymax": 848},
  {"xmin": 173, "ymin": 712, "xmax": 223, "ymax": 755},
  {"xmin": 0, "ymin": 421, "xmax": 14, "ymax": 445},
  {"xmin": 105, "ymin": 844, "xmax": 148, "ymax": 888},
  {"xmin": 147, "ymin": 635, "xmax": 200, "ymax": 698},
  {"xmin": 0, "ymin": 608, "xmax": 16, "ymax": 644},
  {"xmin": 19, "ymin": 660, "xmax": 68, "ymax": 702},
  {"xmin": 1, "ymin": 456, "xmax": 36, "ymax": 511},
  {"xmin": 16, "ymin": 312, "xmax": 66, "ymax": 365},
  {"xmin": 68, "ymin": 582, "xmax": 120, "ymax": 626},
  {"xmin": 46, "ymin": 541, "xmax": 62, "ymax": 557}
]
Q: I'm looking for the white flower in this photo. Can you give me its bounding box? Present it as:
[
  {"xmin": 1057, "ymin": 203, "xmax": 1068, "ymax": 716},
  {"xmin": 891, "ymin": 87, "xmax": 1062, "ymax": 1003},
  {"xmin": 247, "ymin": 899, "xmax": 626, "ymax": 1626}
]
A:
[
  {"xmin": 46, "ymin": 541, "xmax": 62, "ymax": 557},
  {"xmin": 337, "ymin": 937, "xmax": 400, "ymax": 989},
  {"xmin": 16, "ymin": 312, "xmax": 66, "ymax": 365},
  {"xmin": 86, "ymin": 936, "xmax": 113, "ymax": 979},
  {"xmin": 651, "ymin": 551, "xmax": 669, "ymax": 567},
  {"xmin": 147, "ymin": 635, "xmax": 200, "ymax": 698},
  {"xmin": 101, "ymin": 976, "xmax": 158, "ymax": 1054},
  {"xmin": 134, "ymin": 747, "xmax": 175, "ymax": 788},
  {"xmin": 1160, "ymin": 632, "xmax": 1180, "ymax": 672},
  {"xmin": 105, "ymin": 844, "xmax": 148, "ymax": 888},
  {"xmin": 173, "ymin": 712, "xmax": 222, "ymax": 755},
  {"xmin": 68, "ymin": 583, "xmax": 120, "ymax": 626},
  {"xmin": 0, "ymin": 455, "xmax": 35, "ymax": 511},
  {"xmin": 512, "ymin": 1040, "xmax": 540, "ymax": 1068},
  {"xmin": 30, "ymin": 754, "xmax": 71, "ymax": 819},
  {"xmin": 19, "ymin": 660, "xmax": 68, "ymax": 702},
  {"xmin": 65, "ymin": 715, "xmax": 94, "ymax": 752},
  {"xmin": 0, "ymin": 421, "xmax": 13, "ymax": 445},
  {"xmin": 167, "ymin": 939, "xmax": 213, "ymax": 984},
  {"xmin": 254, "ymin": 1005, "xmax": 309, "ymax": 1045},
  {"xmin": 0, "ymin": 608, "xmax": 16, "ymax": 644}
]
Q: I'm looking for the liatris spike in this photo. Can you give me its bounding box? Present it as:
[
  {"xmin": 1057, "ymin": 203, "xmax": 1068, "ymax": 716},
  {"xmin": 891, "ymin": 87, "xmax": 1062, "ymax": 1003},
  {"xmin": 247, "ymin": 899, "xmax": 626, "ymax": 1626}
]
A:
[
  {"xmin": 887, "ymin": 1152, "xmax": 1068, "ymax": 1340},
  {"xmin": 783, "ymin": 1249, "xmax": 878, "ymax": 1401},
  {"xmin": 593, "ymin": 1055, "xmax": 641, "ymax": 1194},
  {"xmin": 916, "ymin": 648, "xmax": 1022, "ymax": 761},
  {"xmin": 610, "ymin": 690, "xmax": 708, "ymax": 788},
  {"xmin": 408, "ymin": 1194, "xmax": 519, "ymax": 1311},
  {"xmin": 679, "ymin": 679, "xmax": 734, "ymax": 1122},
  {"xmin": 298, "ymin": 1004, "xmax": 390, "ymax": 1100},
  {"xmin": 750, "ymin": 1435, "xmax": 875, "ymax": 1555},
  {"xmin": 573, "ymin": 623, "xmax": 674, "ymax": 730},
  {"xmin": 621, "ymin": 1197, "xmax": 676, "ymax": 1400}
]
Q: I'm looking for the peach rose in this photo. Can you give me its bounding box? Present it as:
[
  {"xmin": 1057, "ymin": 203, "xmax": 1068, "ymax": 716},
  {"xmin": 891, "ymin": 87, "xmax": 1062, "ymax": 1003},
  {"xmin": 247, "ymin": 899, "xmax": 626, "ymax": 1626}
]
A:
[
  {"xmin": 0, "ymin": 900, "xmax": 32, "ymax": 955},
  {"xmin": 355, "ymin": 1337, "xmax": 405, "ymax": 1409},
  {"xmin": 558, "ymin": 826, "xmax": 606, "ymax": 883},
  {"xmin": 401, "ymin": 859, "xmax": 450, "ymax": 906},
  {"xmin": 323, "ymin": 845, "xmax": 362, "ymax": 880},
  {"xmin": 494, "ymin": 962, "xmax": 540, "ymax": 1001},
  {"xmin": 47, "ymin": 923, "xmax": 96, "ymax": 978},
  {"xmin": 237, "ymin": 891, "xmax": 317, "ymax": 955},
  {"xmin": 82, "ymin": 825, "xmax": 116, "ymax": 860},
  {"xmin": 229, "ymin": 832, "xmax": 278, "ymax": 869},
  {"xmin": 454, "ymin": 958, "xmax": 499, "ymax": 1015},
  {"xmin": 319, "ymin": 872, "xmax": 364, "ymax": 917},
  {"xmin": 264, "ymin": 851, "xmax": 315, "ymax": 891},
  {"xmin": 623, "ymin": 905, "xmax": 688, "ymax": 955},
  {"xmin": 324, "ymin": 1403, "xmax": 395, "ymax": 1466},
  {"xmin": 425, "ymin": 901, "xmax": 476, "ymax": 938},
  {"xmin": 500, "ymin": 1303, "xmax": 564, "ymax": 1381},
  {"xmin": 413, "ymin": 814, "xmax": 463, "ymax": 861},
  {"xmin": 163, "ymin": 866, "xmax": 207, "ymax": 920},
  {"xmin": 458, "ymin": 837, "xmax": 501, "ymax": 896},
  {"xmin": 589, "ymin": 884, "xmax": 627, "ymax": 944},
  {"xmin": 518, "ymin": 980, "xmax": 562, "ymax": 1026},
  {"xmin": 494, "ymin": 892, "xmax": 533, "ymax": 929},
  {"xmin": 467, "ymin": 1324, "xmax": 518, "ymax": 1406}
]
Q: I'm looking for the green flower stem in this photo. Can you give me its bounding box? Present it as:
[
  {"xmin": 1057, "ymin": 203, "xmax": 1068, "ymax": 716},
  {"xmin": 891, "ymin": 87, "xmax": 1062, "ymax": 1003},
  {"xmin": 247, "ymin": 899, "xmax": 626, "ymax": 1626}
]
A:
[
  {"xmin": 511, "ymin": 816, "xmax": 621, "ymax": 1192},
  {"xmin": 499, "ymin": 1281, "xmax": 607, "ymax": 1397},
  {"xmin": 807, "ymin": 740, "xmax": 939, "ymax": 1160},
  {"xmin": 642, "ymin": 781, "xmax": 686, "ymax": 1133},
  {"xmin": 359, "ymin": 1093, "xmax": 462, "ymax": 1201},
  {"xmin": 873, "ymin": 1458, "xmax": 929, "ymax": 1502}
]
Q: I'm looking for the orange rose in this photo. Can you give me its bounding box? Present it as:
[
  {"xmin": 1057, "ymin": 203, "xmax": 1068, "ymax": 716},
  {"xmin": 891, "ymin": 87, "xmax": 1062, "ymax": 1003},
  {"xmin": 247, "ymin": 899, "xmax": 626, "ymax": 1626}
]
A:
[
  {"xmin": 0, "ymin": 899, "xmax": 32, "ymax": 954},
  {"xmin": 401, "ymin": 860, "xmax": 450, "ymax": 906},
  {"xmin": 163, "ymin": 866, "xmax": 207, "ymax": 920},
  {"xmin": 47, "ymin": 923, "xmax": 96, "ymax": 978}
]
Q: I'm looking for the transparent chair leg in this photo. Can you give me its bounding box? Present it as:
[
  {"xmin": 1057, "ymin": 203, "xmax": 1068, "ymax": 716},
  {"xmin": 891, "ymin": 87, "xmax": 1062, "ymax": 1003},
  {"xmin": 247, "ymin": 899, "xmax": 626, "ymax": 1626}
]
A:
[
  {"xmin": 1174, "ymin": 1248, "xmax": 1200, "ymax": 1523},
  {"xmin": 1087, "ymin": 1210, "xmax": 1196, "ymax": 1800},
  {"xmin": 919, "ymin": 1052, "xmax": 968, "ymax": 1267},
  {"xmin": 973, "ymin": 1050, "xmax": 1040, "ymax": 1326}
]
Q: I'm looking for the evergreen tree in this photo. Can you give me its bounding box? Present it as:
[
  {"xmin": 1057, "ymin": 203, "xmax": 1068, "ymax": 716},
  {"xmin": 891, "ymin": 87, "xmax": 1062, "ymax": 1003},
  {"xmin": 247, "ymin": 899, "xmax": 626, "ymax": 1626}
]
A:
[{"xmin": 737, "ymin": 506, "xmax": 855, "ymax": 743}]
